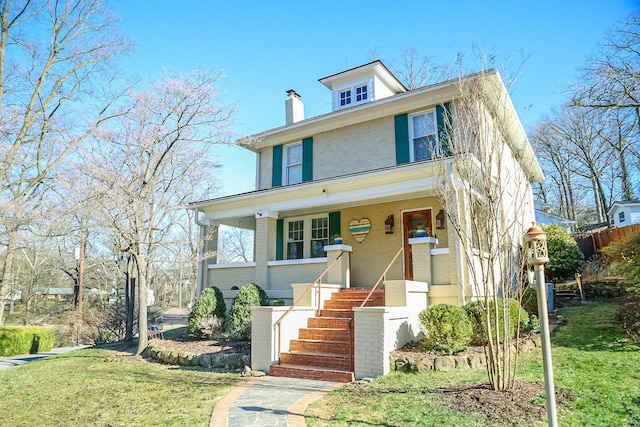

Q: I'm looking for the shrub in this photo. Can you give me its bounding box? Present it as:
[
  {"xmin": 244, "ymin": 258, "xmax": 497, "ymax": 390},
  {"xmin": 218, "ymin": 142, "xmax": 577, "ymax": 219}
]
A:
[
  {"xmin": 419, "ymin": 304, "xmax": 472, "ymax": 354},
  {"xmin": 521, "ymin": 286, "xmax": 538, "ymax": 316},
  {"xmin": 602, "ymin": 233, "xmax": 640, "ymax": 294},
  {"xmin": 543, "ymin": 224, "xmax": 584, "ymax": 283},
  {"xmin": 187, "ymin": 287, "xmax": 226, "ymax": 338},
  {"xmin": 617, "ymin": 293, "xmax": 640, "ymax": 343},
  {"xmin": 227, "ymin": 283, "xmax": 269, "ymax": 340},
  {"xmin": 0, "ymin": 326, "xmax": 56, "ymax": 356},
  {"xmin": 464, "ymin": 299, "xmax": 529, "ymax": 345},
  {"xmin": 196, "ymin": 315, "xmax": 224, "ymax": 339}
]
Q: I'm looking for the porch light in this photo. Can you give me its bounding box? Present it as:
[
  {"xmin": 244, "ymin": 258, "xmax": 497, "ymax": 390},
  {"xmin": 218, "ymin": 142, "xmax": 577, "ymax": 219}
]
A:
[
  {"xmin": 525, "ymin": 224, "xmax": 557, "ymax": 427},
  {"xmin": 384, "ymin": 215, "xmax": 394, "ymax": 234}
]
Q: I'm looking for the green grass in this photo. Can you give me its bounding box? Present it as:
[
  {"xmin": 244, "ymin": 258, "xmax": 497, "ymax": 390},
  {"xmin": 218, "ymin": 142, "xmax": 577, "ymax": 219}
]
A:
[
  {"xmin": 307, "ymin": 301, "xmax": 640, "ymax": 426},
  {"xmin": 0, "ymin": 347, "xmax": 245, "ymax": 426}
]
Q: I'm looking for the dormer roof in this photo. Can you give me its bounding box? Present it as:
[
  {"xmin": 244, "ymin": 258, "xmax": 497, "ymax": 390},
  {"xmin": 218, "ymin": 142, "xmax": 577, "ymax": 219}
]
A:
[{"xmin": 318, "ymin": 60, "xmax": 407, "ymax": 93}]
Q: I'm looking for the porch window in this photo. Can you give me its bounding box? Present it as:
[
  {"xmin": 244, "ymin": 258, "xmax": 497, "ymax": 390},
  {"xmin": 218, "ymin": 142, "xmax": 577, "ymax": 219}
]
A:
[
  {"xmin": 287, "ymin": 220, "xmax": 304, "ymax": 259},
  {"xmin": 311, "ymin": 217, "xmax": 328, "ymax": 258},
  {"xmin": 410, "ymin": 110, "xmax": 438, "ymax": 161},
  {"xmin": 283, "ymin": 214, "xmax": 329, "ymax": 260}
]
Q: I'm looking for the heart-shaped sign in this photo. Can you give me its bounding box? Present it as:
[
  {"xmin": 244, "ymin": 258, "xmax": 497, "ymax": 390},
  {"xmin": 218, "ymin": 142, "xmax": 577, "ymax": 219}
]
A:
[{"xmin": 349, "ymin": 218, "xmax": 371, "ymax": 243}]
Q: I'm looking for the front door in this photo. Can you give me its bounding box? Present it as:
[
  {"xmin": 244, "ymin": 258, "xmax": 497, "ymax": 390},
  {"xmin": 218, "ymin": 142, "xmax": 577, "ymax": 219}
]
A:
[{"xmin": 403, "ymin": 210, "xmax": 432, "ymax": 280}]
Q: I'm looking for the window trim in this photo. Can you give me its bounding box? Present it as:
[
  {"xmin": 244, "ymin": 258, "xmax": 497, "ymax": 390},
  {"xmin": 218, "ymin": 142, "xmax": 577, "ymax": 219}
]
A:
[
  {"xmin": 619, "ymin": 211, "xmax": 626, "ymax": 223},
  {"xmin": 409, "ymin": 109, "xmax": 439, "ymax": 162},
  {"xmin": 283, "ymin": 213, "xmax": 329, "ymax": 260}
]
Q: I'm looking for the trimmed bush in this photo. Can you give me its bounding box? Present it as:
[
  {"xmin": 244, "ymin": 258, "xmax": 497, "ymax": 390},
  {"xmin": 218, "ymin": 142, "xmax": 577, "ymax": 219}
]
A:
[
  {"xmin": 419, "ymin": 304, "xmax": 472, "ymax": 354},
  {"xmin": 521, "ymin": 286, "xmax": 539, "ymax": 316},
  {"xmin": 227, "ymin": 283, "xmax": 269, "ymax": 340},
  {"xmin": 187, "ymin": 287, "xmax": 226, "ymax": 338},
  {"xmin": 464, "ymin": 299, "xmax": 529, "ymax": 345},
  {"xmin": 543, "ymin": 224, "xmax": 584, "ymax": 283},
  {"xmin": 0, "ymin": 326, "xmax": 55, "ymax": 356}
]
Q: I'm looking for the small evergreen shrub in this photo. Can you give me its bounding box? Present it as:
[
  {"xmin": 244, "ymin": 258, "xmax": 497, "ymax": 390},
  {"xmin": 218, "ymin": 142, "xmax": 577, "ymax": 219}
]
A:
[
  {"xmin": 543, "ymin": 224, "xmax": 584, "ymax": 283},
  {"xmin": 419, "ymin": 304, "xmax": 472, "ymax": 354},
  {"xmin": 227, "ymin": 283, "xmax": 269, "ymax": 340},
  {"xmin": 0, "ymin": 326, "xmax": 55, "ymax": 356},
  {"xmin": 521, "ymin": 286, "xmax": 539, "ymax": 316},
  {"xmin": 187, "ymin": 287, "xmax": 226, "ymax": 338},
  {"xmin": 464, "ymin": 299, "xmax": 529, "ymax": 345}
]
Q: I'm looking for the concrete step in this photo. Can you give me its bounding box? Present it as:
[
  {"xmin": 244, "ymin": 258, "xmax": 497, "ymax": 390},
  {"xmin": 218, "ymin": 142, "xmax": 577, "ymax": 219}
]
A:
[
  {"xmin": 324, "ymin": 298, "xmax": 384, "ymax": 309},
  {"xmin": 270, "ymin": 363, "xmax": 354, "ymax": 383}
]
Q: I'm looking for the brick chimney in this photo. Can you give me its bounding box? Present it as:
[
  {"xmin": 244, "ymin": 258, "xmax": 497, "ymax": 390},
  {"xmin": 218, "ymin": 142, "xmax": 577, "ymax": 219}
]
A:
[{"xmin": 285, "ymin": 89, "xmax": 304, "ymax": 124}]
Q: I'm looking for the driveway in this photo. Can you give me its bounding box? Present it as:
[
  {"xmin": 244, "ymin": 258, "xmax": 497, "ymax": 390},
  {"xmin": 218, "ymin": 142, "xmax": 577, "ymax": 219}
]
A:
[{"xmin": 0, "ymin": 346, "xmax": 90, "ymax": 370}]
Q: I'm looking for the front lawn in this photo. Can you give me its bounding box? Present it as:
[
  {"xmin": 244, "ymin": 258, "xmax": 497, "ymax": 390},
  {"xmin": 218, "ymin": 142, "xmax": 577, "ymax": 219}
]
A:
[
  {"xmin": 0, "ymin": 346, "xmax": 245, "ymax": 426},
  {"xmin": 306, "ymin": 301, "xmax": 640, "ymax": 426}
]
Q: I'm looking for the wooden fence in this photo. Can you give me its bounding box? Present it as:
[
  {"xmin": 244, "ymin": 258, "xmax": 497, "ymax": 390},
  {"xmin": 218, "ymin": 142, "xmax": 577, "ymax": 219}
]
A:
[{"xmin": 575, "ymin": 223, "xmax": 640, "ymax": 259}]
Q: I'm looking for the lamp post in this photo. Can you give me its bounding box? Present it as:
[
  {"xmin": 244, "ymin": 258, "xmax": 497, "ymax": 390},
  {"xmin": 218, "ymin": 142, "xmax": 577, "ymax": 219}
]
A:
[{"xmin": 525, "ymin": 224, "xmax": 558, "ymax": 427}]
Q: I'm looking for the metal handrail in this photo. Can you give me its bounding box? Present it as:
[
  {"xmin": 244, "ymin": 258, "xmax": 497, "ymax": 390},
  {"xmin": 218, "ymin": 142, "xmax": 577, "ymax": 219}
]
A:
[
  {"xmin": 349, "ymin": 246, "xmax": 404, "ymax": 371},
  {"xmin": 274, "ymin": 250, "xmax": 350, "ymax": 363}
]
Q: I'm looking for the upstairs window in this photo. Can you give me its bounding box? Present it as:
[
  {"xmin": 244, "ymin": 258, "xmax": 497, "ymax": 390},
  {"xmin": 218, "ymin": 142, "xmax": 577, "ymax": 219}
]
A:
[
  {"xmin": 284, "ymin": 142, "xmax": 302, "ymax": 185},
  {"xmin": 340, "ymin": 89, "xmax": 352, "ymax": 106},
  {"xmin": 410, "ymin": 110, "xmax": 438, "ymax": 161}
]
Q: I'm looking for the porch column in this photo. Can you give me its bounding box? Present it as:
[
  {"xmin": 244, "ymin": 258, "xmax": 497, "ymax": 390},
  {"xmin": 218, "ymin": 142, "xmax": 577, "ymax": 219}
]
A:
[
  {"xmin": 324, "ymin": 244, "xmax": 352, "ymax": 287},
  {"xmin": 409, "ymin": 237, "xmax": 438, "ymax": 283},
  {"xmin": 254, "ymin": 211, "xmax": 278, "ymax": 288},
  {"xmin": 199, "ymin": 222, "xmax": 219, "ymax": 294}
]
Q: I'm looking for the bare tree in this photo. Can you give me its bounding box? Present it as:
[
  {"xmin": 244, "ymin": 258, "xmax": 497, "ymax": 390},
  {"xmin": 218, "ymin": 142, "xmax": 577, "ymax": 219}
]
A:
[
  {"xmin": 85, "ymin": 69, "xmax": 233, "ymax": 354},
  {"xmin": 217, "ymin": 226, "xmax": 254, "ymax": 264},
  {"xmin": 388, "ymin": 47, "xmax": 452, "ymax": 89},
  {"xmin": 434, "ymin": 68, "xmax": 538, "ymax": 391},
  {"xmin": 0, "ymin": 0, "xmax": 128, "ymax": 324},
  {"xmin": 572, "ymin": 11, "xmax": 640, "ymax": 113}
]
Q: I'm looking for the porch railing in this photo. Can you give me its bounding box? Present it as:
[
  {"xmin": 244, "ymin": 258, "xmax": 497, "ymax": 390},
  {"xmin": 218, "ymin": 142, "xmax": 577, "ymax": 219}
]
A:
[
  {"xmin": 349, "ymin": 246, "xmax": 404, "ymax": 371},
  {"xmin": 274, "ymin": 250, "xmax": 351, "ymax": 364}
]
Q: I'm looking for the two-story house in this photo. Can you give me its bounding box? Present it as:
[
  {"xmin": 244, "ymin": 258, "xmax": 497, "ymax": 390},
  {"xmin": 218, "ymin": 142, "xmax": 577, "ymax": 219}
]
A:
[{"xmin": 190, "ymin": 61, "xmax": 543, "ymax": 381}]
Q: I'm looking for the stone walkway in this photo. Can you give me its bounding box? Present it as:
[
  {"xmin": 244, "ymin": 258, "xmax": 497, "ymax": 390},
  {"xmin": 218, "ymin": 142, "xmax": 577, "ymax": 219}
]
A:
[{"xmin": 210, "ymin": 376, "xmax": 343, "ymax": 427}]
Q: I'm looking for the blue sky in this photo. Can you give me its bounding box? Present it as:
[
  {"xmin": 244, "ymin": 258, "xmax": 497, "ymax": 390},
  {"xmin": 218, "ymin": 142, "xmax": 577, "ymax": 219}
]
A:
[{"xmin": 112, "ymin": 0, "xmax": 638, "ymax": 196}]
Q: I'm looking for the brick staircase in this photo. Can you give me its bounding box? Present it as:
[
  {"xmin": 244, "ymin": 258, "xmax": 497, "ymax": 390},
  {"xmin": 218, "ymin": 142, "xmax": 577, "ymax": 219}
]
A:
[{"xmin": 270, "ymin": 287, "xmax": 385, "ymax": 383}]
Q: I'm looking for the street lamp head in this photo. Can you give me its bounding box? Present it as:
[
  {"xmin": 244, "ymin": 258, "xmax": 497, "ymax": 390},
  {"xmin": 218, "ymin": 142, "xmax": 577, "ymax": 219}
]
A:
[{"xmin": 525, "ymin": 224, "xmax": 549, "ymax": 265}]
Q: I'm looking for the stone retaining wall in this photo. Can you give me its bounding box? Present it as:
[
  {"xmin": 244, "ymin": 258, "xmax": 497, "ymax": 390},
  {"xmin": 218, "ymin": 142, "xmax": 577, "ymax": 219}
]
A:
[
  {"xmin": 390, "ymin": 335, "xmax": 542, "ymax": 373},
  {"xmin": 141, "ymin": 345, "xmax": 250, "ymax": 372}
]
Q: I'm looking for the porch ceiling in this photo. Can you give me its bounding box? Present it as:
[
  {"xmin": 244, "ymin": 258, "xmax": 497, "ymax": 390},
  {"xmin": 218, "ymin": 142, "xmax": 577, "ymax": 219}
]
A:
[{"xmin": 191, "ymin": 161, "xmax": 449, "ymax": 227}]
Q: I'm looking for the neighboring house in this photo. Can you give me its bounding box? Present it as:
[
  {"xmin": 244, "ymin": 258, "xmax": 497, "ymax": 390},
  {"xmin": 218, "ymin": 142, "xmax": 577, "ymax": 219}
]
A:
[
  {"xmin": 608, "ymin": 200, "xmax": 640, "ymax": 227},
  {"xmin": 190, "ymin": 61, "xmax": 543, "ymax": 381},
  {"xmin": 534, "ymin": 200, "xmax": 577, "ymax": 232}
]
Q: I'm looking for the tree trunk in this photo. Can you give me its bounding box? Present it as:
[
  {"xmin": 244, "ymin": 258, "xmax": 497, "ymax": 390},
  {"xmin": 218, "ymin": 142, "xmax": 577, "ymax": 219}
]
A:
[
  {"xmin": 0, "ymin": 228, "xmax": 18, "ymax": 325},
  {"xmin": 135, "ymin": 242, "xmax": 148, "ymax": 355},
  {"xmin": 124, "ymin": 255, "xmax": 135, "ymax": 343}
]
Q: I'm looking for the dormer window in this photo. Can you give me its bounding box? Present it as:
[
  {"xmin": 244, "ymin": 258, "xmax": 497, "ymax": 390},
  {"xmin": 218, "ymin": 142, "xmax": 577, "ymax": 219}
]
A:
[
  {"xmin": 340, "ymin": 89, "xmax": 351, "ymax": 106},
  {"xmin": 355, "ymin": 84, "xmax": 367, "ymax": 102},
  {"xmin": 335, "ymin": 82, "xmax": 369, "ymax": 110}
]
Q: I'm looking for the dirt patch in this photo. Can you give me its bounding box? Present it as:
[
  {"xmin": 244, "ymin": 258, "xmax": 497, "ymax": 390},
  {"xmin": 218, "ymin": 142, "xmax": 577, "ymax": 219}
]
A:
[
  {"xmin": 436, "ymin": 381, "xmax": 551, "ymax": 424},
  {"xmin": 148, "ymin": 335, "xmax": 250, "ymax": 357}
]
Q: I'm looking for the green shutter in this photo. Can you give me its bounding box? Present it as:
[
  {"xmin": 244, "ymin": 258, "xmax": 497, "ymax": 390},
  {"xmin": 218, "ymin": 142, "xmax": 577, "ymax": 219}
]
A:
[
  {"xmin": 302, "ymin": 137, "xmax": 313, "ymax": 182},
  {"xmin": 276, "ymin": 219, "xmax": 284, "ymax": 261},
  {"xmin": 329, "ymin": 211, "xmax": 341, "ymax": 244},
  {"xmin": 436, "ymin": 102, "xmax": 453, "ymax": 156},
  {"xmin": 394, "ymin": 113, "xmax": 410, "ymax": 164},
  {"xmin": 272, "ymin": 145, "xmax": 283, "ymax": 187}
]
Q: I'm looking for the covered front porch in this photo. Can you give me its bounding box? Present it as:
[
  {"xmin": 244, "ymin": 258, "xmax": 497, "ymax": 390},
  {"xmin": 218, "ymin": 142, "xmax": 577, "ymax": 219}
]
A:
[{"xmin": 191, "ymin": 161, "xmax": 469, "ymax": 307}]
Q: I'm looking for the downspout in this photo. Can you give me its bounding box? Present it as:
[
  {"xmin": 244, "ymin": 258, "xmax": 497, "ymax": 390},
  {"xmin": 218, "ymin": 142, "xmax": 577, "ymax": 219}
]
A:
[
  {"xmin": 194, "ymin": 207, "xmax": 209, "ymax": 298},
  {"xmin": 448, "ymin": 163, "xmax": 466, "ymax": 306}
]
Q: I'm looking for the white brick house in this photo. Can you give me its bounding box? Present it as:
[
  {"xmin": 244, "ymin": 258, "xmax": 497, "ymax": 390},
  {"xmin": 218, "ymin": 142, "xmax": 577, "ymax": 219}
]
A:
[{"xmin": 190, "ymin": 61, "xmax": 543, "ymax": 380}]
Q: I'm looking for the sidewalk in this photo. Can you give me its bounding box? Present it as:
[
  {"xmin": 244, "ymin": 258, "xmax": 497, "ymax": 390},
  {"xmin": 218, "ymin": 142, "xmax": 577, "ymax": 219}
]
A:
[
  {"xmin": 0, "ymin": 346, "xmax": 90, "ymax": 370},
  {"xmin": 211, "ymin": 376, "xmax": 343, "ymax": 427}
]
